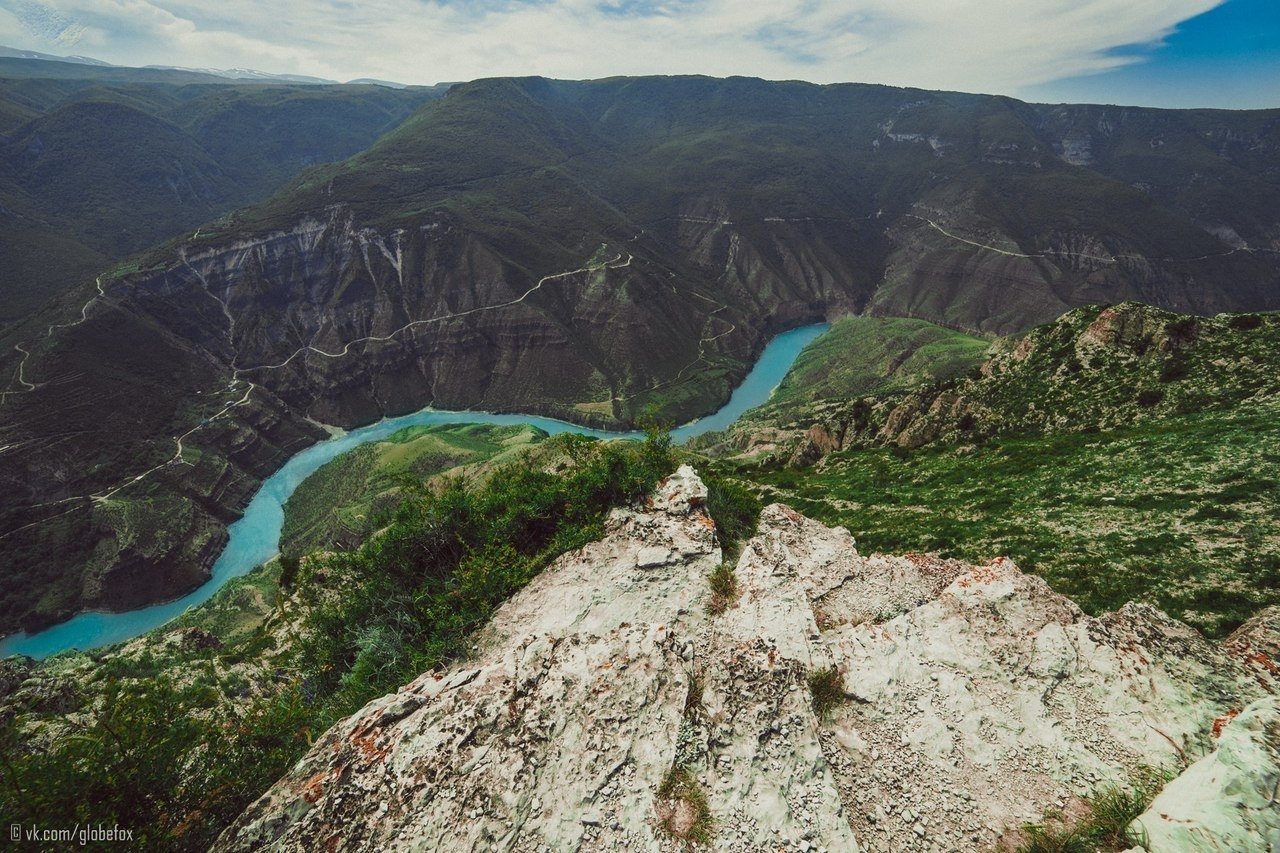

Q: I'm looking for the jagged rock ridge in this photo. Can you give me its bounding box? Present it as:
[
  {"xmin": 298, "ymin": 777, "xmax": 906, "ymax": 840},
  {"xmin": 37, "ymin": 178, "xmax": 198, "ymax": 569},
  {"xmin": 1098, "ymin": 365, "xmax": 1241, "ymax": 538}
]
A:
[{"xmin": 218, "ymin": 468, "xmax": 1279, "ymax": 851}]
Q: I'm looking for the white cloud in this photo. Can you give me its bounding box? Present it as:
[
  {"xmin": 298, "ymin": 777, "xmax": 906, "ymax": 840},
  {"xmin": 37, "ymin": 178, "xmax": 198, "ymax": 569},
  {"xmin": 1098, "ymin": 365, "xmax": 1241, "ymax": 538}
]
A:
[{"xmin": 0, "ymin": 0, "xmax": 1224, "ymax": 97}]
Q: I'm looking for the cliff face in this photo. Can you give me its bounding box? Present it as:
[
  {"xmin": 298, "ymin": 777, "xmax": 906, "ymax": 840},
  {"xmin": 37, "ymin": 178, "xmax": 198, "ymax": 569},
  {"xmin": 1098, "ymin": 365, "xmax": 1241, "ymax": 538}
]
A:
[
  {"xmin": 7, "ymin": 74, "xmax": 1280, "ymax": 637},
  {"xmin": 217, "ymin": 468, "xmax": 1279, "ymax": 851}
]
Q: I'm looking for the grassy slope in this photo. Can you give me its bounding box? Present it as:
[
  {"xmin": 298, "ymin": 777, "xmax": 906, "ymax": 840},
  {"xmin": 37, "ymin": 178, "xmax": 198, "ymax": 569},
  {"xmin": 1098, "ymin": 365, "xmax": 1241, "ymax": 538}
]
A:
[
  {"xmin": 767, "ymin": 315, "xmax": 990, "ymax": 412},
  {"xmin": 749, "ymin": 399, "xmax": 1279, "ymax": 636},
  {"xmin": 280, "ymin": 423, "xmax": 547, "ymax": 556},
  {"xmin": 714, "ymin": 307, "xmax": 1280, "ymax": 636}
]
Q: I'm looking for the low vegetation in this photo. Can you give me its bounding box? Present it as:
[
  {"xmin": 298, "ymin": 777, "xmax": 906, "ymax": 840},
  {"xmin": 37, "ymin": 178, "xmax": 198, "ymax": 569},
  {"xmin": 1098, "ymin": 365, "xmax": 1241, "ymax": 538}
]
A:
[
  {"xmin": 702, "ymin": 472, "xmax": 762, "ymax": 558},
  {"xmin": 280, "ymin": 422, "xmax": 546, "ymax": 556},
  {"xmin": 766, "ymin": 315, "xmax": 990, "ymax": 415},
  {"xmin": 714, "ymin": 306, "xmax": 1280, "ymax": 637},
  {"xmin": 1017, "ymin": 768, "xmax": 1167, "ymax": 852},
  {"xmin": 706, "ymin": 562, "xmax": 738, "ymax": 616},
  {"xmin": 654, "ymin": 766, "xmax": 714, "ymax": 846},
  {"xmin": 0, "ymin": 429, "xmax": 675, "ymax": 849},
  {"xmin": 746, "ymin": 400, "xmax": 1280, "ymax": 636},
  {"xmin": 807, "ymin": 666, "xmax": 846, "ymax": 721}
]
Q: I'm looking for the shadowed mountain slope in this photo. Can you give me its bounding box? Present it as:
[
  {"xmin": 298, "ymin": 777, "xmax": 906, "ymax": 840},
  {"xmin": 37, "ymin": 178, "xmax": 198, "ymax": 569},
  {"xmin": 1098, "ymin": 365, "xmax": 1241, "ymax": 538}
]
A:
[
  {"xmin": 0, "ymin": 58, "xmax": 444, "ymax": 322},
  {"xmin": 2, "ymin": 74, "xmax": 1278, "ymax": 636}
]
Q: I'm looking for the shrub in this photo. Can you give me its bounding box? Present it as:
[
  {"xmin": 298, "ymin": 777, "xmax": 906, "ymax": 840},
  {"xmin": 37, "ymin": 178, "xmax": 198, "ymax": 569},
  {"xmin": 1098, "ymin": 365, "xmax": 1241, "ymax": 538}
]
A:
[
  {"xmin": 278, "ymin": 553, "xmax": 301, "ymax": 589},
  {"xmin": 1136, "ymin": 388, "xmax": 1165, "ymax": 408},
  {"xmin": 1228, "ymin": 313, "xmax": 1264, "ymax": 331},
  {"xmin": 1158, "ymin": 357, "xmax": 1188, "ymax": 383},
  {"xmin": 703, "ymin": 473, "xmax": 761, "ymax": 557},
  {"xmin": 706, "ymin": 561, "xmax": 738, "ymax": 615},
  {"xmin": 807, "ymin": 666, "xmax": 846, "ymax": 720}
]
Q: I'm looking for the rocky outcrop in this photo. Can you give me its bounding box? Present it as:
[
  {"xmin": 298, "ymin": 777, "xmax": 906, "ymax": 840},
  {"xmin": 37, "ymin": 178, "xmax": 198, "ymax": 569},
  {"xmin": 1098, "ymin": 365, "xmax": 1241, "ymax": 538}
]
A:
[
  {"xmin": 217, "ymin": 470, "xmax": 1275, "ymax": 851},
  {"xmin": 787, "ymin": 423, "xmax": 843, "ymax": 467},
  {"xmin": 1133, "ymin": 697, "xmax": 1280, "ymax": 851}
]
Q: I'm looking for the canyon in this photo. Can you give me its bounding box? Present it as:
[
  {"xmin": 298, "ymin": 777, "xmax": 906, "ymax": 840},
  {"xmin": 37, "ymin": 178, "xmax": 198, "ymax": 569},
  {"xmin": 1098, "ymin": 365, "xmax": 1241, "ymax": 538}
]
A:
[{"xmin": 3, "ymin": 73, "xmax": 1279, "ymax": 650}]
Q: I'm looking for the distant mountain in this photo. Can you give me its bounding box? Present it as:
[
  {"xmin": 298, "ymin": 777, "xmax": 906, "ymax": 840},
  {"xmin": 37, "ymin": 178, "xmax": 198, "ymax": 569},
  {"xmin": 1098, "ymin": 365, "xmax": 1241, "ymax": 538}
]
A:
[
  {"xmin": 2, "ymin": 74, "xmax": 1279, "ymax": 638},
  {"xmin": 0, "ymin": 57, "xmax": 445, "ymax": 322},
  {"xmin": 144, "ymin": 65, "xmax": 337, "ymax": 85},
  {"xmin": 347, "ymin": 78, "xmax": 411, "ymax": 89},
  {"xmin": 0, "ymin": 44, "xmax": 337, "ymax": 83},
  {"xmin": 1, "ymin": 45, "xmax": 408, "ymax": 87},
  {"xmin": 0, "ymin": 45, "xmax": 110, "ymax": 66}
]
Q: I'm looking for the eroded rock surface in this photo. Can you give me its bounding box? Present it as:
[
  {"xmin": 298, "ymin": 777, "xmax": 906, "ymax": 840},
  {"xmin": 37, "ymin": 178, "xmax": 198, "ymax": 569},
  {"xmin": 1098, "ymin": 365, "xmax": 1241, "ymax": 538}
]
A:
[{"xmin": 218, "ymin": 472, "xmax": 1277, "ymax": 851}]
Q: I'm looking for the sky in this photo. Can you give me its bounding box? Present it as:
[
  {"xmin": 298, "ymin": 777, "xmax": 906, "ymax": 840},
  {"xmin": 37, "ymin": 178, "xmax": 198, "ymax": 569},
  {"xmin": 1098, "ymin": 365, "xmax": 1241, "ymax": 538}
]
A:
[{"xmin": 0, "ymin": 0, "xmax": 1276, "ymax": 108}]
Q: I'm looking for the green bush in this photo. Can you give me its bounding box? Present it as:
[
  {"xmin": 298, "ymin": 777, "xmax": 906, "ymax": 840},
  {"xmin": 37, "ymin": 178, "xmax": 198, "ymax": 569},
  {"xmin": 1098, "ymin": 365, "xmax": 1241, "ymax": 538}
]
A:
[
  {"xmin": 1136, "ymin": 388, "xmax": 1165, "ymax": 408},
  {"xmin": 0, "ymin": 675, "xmax": 311, "ymax": 850},
  {"xmin": 703, "ymin": 473, "xmax": 762, "ymax": 557},
  {"xmin": 278, "ymin": 553, "xmax": 301, "ymax": 589},
  {"xmin": 807, "ymin": 666, "xmax": 846, "ymax": 720}
]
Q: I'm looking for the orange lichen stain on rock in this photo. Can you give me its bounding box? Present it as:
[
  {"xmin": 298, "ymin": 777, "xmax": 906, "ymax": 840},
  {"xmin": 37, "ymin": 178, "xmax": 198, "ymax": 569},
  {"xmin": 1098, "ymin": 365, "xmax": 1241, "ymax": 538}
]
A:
[
  {"xmin": 353, "ymin": 731, "xmax": 390, "ymax": 763},
  {"xmin": 1248, "ymin": 650, "xmax": 1280, "ymax": 677},
  {"xmin": 777, "ymin": 505, "xmax": 804, "ymax": 524},
  {"xmin": 300, "ymin": 770, "xmax": 327, "ymax": 804},
  {"xmin": 1212, "ymin": 708, "xmax": 1241, "ymax": 739}
]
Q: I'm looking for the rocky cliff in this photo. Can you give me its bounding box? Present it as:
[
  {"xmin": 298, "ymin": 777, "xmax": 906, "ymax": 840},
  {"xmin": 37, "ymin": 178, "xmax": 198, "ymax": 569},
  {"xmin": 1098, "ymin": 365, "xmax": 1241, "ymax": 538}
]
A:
[
  {"xmin": 6, "ymin": 75, "xmax": 1280, "ymax": 635},
  {"xmin": 699, "ymin": 301, "xmax": 1280, "ymax": 468},
  {"xmin": 217, "ymin": 468, "xmax": 1279, "ymax": 851}
]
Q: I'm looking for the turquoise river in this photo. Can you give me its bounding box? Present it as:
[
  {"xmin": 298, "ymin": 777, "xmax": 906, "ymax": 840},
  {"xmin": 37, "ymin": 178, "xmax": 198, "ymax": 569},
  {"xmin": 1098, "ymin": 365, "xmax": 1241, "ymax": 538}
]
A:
[{"xmin": 0, "ymin": 324, "xmax": 828, "ymax": 659}]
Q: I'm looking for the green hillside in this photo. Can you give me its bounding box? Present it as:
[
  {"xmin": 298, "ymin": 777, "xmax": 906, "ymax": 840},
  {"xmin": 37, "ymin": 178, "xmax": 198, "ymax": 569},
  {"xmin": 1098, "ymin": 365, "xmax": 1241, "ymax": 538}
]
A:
[
  {"xmin": 281, "ymin": 423, "xmax": 547, "ymax": 556},
  {"xmin": 766, "ymin": 316, "xmax": 991, "ymax": 413},
  {"xmin": 708, "ymin": 305, "xmax": 1280, "ymax": 636},
  {"xmin": 0, "ymin": 62, "xmax": 443, "ymax": 323}
]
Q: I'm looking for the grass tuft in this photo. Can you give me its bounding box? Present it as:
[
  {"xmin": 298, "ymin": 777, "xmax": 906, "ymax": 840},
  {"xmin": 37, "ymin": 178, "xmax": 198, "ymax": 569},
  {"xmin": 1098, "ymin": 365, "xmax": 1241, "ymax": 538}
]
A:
[
  {"xmin": 706, "ymin": 562, "xmax": 739, "ymax": 616},
  {"xmin": 655, "ymin": 766, "xmax": 714, "ymax": 846},
  {"xmin": 1017, "ymin": 767, "xmax": 1167, "ymax": 853},
  {"xmin": 807, "ymin": 666, "xmax": 846, "ymax": 721}
]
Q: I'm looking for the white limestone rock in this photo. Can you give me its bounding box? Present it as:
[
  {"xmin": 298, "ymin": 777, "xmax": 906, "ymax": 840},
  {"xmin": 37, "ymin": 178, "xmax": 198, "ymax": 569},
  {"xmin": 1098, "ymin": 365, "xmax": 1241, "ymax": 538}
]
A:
[
  {"xmin": 1133, "ymin": 697, "xmax": 1280, "ymax": 852},
  {"xmin": 216, "ymin": 479, "xmax": 1274, "ymax": 852}
]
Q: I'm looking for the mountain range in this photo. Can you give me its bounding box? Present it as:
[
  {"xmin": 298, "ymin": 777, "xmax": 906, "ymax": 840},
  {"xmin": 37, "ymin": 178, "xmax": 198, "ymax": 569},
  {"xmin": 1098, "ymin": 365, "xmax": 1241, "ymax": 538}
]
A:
[
  {"xmin": 1, "ymin": 71, "xmax": 1278, "ymax": 638},
  {"xmin": 0, "ymin": 53, "xmax": 442, "ymax": 324}
]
